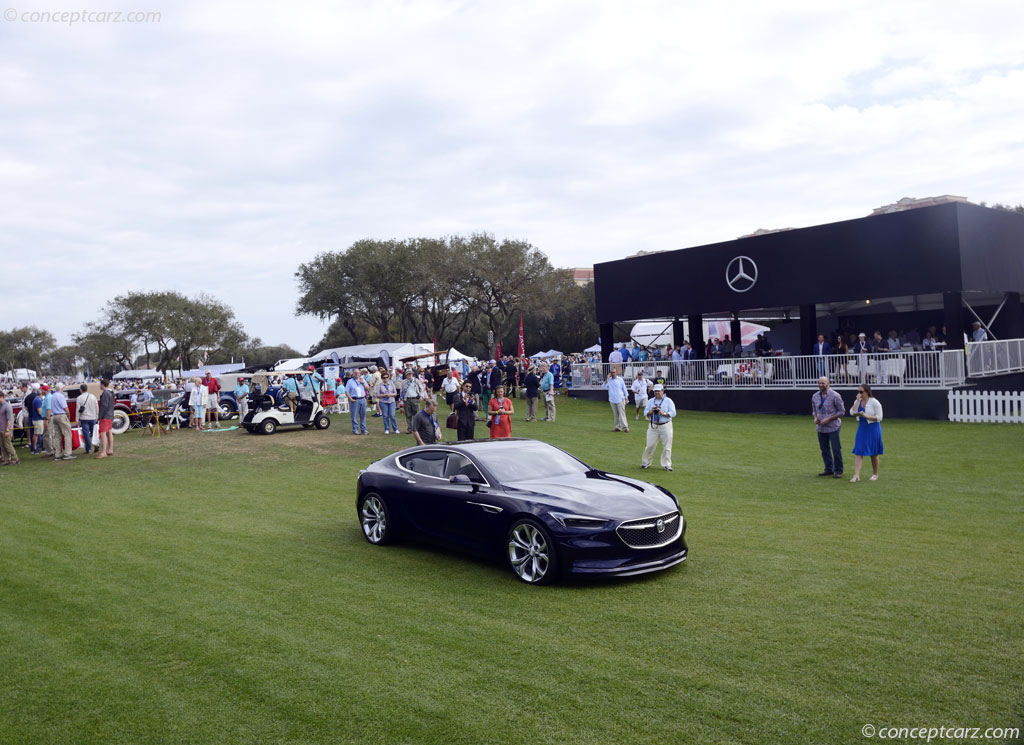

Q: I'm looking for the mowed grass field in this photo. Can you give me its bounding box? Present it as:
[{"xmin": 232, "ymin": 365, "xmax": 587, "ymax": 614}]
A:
[{"xmin": 1, "ymin": 396, "xmax": 1022, "ymax": 745}]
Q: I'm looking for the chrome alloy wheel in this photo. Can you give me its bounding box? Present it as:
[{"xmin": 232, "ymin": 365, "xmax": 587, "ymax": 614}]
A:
[
  {"xmin": 361, "ymin": 496, "xmax": 387, "ymax": 544},
  {"xmin": 508, "ymin": 523, "xmax": 550, "ymax": 583}
]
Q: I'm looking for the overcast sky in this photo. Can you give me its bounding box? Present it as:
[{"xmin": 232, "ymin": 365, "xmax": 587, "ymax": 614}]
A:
[{"xmin": 2, "ymin": 0, "xmax": 1022, "ymax": 353}]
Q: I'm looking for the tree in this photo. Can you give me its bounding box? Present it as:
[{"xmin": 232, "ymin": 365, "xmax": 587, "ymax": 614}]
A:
[
  {"xmin": 77, "ymin": 291, "xmax": 250, "ymax": 373},
  {"xmin": 295, "ymin": 233, "xmax": 594, "ymax": 359},
  {"xmin": 0, "ymin": 326, "xmax": 57, "ymax": 374}
]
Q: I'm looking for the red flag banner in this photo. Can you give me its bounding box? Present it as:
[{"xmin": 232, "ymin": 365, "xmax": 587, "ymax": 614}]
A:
[
  {"xmin": 517, "ymin": 313, "xmax": 525, "ymax": 358},
  {"xmin": 496, "ymin": 340, "xmax": 502, "ymax": 359}
]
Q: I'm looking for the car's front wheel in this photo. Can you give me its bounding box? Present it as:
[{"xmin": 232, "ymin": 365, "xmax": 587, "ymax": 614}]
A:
[
  {"xmin": 111, "ymin": 409, "xmax": 131, "ymax": 435},
  {"xmin": 359, "ymin": 493, "xmax": 394, "ymax": 545},
  {"xmin": 314, "ymin": 414, "xmax": 330, "ymax": 430},
  {"xmin": 260, "ymin": 419, "xmax": 278, "ymax": 435},
  {"xmin": 507, "ymin": 519, "xmax": 558, "ymax": 585}
]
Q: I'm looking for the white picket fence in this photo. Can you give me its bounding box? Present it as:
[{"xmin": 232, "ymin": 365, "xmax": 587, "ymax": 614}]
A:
[{"xmin": 948, "ymin": 390, "xmax": 1024, "ymax": 423}]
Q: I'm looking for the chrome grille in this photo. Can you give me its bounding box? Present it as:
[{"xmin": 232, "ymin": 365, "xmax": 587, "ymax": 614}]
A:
[{"xmin": 616, "ymin": 512, "xmax": 682, "ymax": 549}]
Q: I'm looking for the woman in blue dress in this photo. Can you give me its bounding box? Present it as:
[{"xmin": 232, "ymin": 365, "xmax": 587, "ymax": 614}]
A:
[{"xmin": 849, "ymin": 383, "xmax": 884, "ymax": 482}]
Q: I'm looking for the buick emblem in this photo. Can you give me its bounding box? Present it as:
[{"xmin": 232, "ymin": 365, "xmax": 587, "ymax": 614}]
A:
[
  {"xmin": 726, "ymin": 255, "xmax": 757, "ymax": 293},
  {"xmin": 656, "ymin": 519, "xmax": 665, "ymax": 533}
]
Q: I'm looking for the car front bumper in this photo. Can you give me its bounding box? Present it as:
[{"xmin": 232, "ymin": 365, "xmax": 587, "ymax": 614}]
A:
[{"xmin": 568, "ymin": 544, "xmax": 688, "ymax": 577}]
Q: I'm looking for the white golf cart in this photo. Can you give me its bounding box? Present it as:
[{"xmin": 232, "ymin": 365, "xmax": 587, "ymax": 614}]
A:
[{"xmin": 241, "ymin": 371, "xmax": 332, "ymax": 435}]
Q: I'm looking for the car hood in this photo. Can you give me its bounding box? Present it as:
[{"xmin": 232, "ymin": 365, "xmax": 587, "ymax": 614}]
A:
[{"xmin": 501, "ymin": 472, "xmax": 677, "ymax": 520}]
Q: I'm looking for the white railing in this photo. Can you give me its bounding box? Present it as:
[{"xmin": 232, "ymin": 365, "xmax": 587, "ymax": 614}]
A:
[
  {"xmin": 948, "ymin": 390, "xmax": 1024, "ymax": 423},
  {"xmin": 570, "ymin": 350, "xmax": 966, "ymax": 391},
  {"xmin": 965, "ymin": 338, "xmax": 1024, "ymax": 378}
]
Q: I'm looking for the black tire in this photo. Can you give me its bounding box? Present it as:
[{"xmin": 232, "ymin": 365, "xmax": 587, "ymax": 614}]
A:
[
  {"xmin": 315, "ymin": 414, "xmax": 330, "ymax": 430},
  {"xmin": 260, "ymin": 418, "xmax": 278, "ymax": 435},
  {"xmin": 219, "ymin": 400, "xmax": 236, "ymax": 419},
  {"xmin": 111, "ymin": 409, "xmax": 131, "ymax": 436},
  {"xmin": 506, "ymin": 518, "xmax": 558, "ymax": 585},
  {"xmin": 358, "ymin": 493, "xmax": 394, "ymax": 545}
]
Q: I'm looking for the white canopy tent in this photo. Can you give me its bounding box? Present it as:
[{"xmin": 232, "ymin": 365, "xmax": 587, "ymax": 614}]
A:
[
  {"xmin": 112, "ymin": 369, "xmax": 164, "ymax": 380},
  {"xmin": 583, "ymin": 344, "xmax": 602, "ymax": 353}
]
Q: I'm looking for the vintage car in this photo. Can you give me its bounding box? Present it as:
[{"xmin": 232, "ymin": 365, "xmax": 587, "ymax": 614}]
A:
[{"xmin": 356, "ymin": 438, "xmax": 688, "ymax": 585}]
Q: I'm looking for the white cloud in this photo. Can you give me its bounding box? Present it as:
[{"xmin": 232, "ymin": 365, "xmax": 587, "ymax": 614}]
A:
[{"xmin": 1, "ymin": 0, "xmax": 1022, "ymax": 353}]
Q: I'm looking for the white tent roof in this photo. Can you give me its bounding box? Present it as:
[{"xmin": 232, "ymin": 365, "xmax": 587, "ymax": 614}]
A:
[
  {"xmin": 583, "ymin": 344, "xmax": 602, "ymax": 353},
  {"xmin": 545, "ymin": 349, "xmax": 563, "ymax": 357},
  {"xmin": 112, "ymin": 369, "xmax": 163, "ymax": 380}
]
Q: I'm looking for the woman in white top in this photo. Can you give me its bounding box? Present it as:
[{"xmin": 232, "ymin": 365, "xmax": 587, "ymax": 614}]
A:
[
  {"xmin": 849, "ymin": 383, "xmax": 884, "ymax": 482},
  {"xmin": 190, "ymin": 377, "xmax": 209, "ymax": 431}
]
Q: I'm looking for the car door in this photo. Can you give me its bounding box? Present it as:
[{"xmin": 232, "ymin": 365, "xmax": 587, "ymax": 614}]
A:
[
  {"xmin": 397, "ymin": 450, "xmax": 498, "ymax": 550},
  {"xmin": 396, "ymin": 450, "xmax": 456, "ymax": 538},
  {"xmin": 439, "ymin": 452, "xmax": 506, "ymax": 551}
]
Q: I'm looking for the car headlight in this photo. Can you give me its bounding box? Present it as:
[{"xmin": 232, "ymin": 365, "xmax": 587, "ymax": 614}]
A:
[{"xmin": 551, "ymin": 512, "xmax": 609, "ymax": 529}]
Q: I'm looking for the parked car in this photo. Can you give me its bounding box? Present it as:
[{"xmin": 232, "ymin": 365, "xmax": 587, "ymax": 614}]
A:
[
  {"xmin": 10, "ymin": 384, "xmax": 133, "ymax": 437},
  {"xmin": 355, "ymin": 438, "xmax": 688, "ymax": 585}
]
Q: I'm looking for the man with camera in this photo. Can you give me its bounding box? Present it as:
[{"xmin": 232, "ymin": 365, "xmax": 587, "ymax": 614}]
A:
[{"xmin": 641, "ymin": 383, "xmax": 676, "ymax": 471}]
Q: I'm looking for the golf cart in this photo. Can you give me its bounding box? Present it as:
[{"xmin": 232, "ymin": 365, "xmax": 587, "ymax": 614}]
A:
[{"xmin": 241, "ymin": 371, "xmax": 331, "ymax": 435}]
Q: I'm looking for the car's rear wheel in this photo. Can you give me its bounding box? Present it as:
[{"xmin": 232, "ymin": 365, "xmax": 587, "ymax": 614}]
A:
[
  {"xmin": 359, "ymin": 494, "xmax": 393, "ymax": 545},
  {"xmin": 260, "ymin": 419, "xmax": 278, "ymax": 435},
  {"xmin": 507, "ymin": 519, "xmax": 557, "ymax": 585},
  {"xmin": 315, "ymin": 414, "xmax": 330, "ymax": 430},
  {"xmin": 219, "ymin": 401, "xmax": 236, "ymax": 419}
]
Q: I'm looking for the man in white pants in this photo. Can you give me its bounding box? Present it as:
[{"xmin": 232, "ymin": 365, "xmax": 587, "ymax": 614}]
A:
[
  {"xmin": 631, "ymin": 372, "xmax": 650, "ymax": 421},
  {"xmin": 602, "ymin": 369, "xmax": 629, "ymax": 432},
  {"xmin": 641, "ymin": 384, "xmax": 676, "ymax": 471}
]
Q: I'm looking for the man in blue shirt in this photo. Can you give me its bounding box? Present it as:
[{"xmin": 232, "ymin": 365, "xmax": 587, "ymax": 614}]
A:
[
  {"xmin": 641, "ymin": 384, "xmax": 676, "ymax": 471},
  {"xmin": 48, "ymin": 387, "xmax": 75, "ymax": 460},
  {"xmin": 539, "ymin": 364, "xmax": 555, "ymax": 421},
  {"xmin": 38, "ymin": 385, "xmax": 53, "ymax": 456},
  {"xmin": 233, "ymin": 377, "xmax": 251, "ymax": 422},
  {"xmin": 302, "ymin": 365, "xmax": 325, "ymax": 403},
  {"xmin": 601, "ymin": 369, "xmax": 630, "ymax": 433},
  {"xmin": 281, "ymin": 375, "xmax": 300, "ymax": 412},
  {"xmin": 345, "ymin": 369, "xmax": 368, "ymax": 435}
]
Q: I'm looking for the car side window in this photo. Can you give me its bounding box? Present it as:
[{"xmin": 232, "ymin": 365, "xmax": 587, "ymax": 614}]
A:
[
  {"xmin": 398, "ymin": 451, "xmax": 448, "ymax": 479},
  {"xmin": 443, "ymin": 453, "xmax": 486, "ymax": 484}
]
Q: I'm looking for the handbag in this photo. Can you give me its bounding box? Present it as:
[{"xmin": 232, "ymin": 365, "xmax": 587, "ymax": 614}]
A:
[{"xmin": 445, "ymin": 411, "xmax": 458, "ymax": 429}]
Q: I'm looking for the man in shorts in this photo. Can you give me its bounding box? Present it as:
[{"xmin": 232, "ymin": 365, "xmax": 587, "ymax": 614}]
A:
[
  {"xmin": 203, "ymin": 371, "xmax": 221, "ymax": 429},
  {"xmin": 631, "ymin": 372, "xmax": 650, "ymax": 421}
]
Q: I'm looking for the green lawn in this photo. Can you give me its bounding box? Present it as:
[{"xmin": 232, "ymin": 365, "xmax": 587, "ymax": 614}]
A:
[{"xmin": 1, "ymin": 397, "xmax": 1022, "ymax": 745}]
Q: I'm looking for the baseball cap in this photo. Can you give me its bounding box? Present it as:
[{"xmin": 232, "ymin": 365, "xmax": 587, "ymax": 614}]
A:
[{"xmin": 40, "ymin": 384, "xmax": 50, "ymax": 390}]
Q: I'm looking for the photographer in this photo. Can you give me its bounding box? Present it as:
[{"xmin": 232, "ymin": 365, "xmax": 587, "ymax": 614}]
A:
[{"xmin": 641, "ymin": 384, "xmax": 676, "ymax": 472}]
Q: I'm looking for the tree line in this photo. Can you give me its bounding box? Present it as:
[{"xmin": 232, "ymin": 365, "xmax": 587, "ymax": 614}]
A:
[
  {"xmin": 294, "ymin": 233, "xmax": 598, "ymax": 358},
  {"xmin": 1, "ymin": 292, "xmax": 300, "ymax": 378}
]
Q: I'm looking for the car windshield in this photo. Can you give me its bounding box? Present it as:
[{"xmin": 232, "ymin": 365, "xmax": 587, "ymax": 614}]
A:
[{"xmin": 476, "ymin": 441, "xmax": 589, "ymax": 483}]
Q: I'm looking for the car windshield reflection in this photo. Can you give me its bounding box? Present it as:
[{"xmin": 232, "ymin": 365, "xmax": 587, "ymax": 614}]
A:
[{"xmin": 476, "ymin": 442, "xmax": 589, "ymax": 483}]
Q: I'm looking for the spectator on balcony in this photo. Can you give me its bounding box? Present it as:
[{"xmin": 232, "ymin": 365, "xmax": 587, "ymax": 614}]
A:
[
  {"xmin": 871, "ymin": 331, "xmax": 885, "ymax": 351},
  {"xmin": 708, "ymin": 338, "xmax": 723, "ymax": 359},
  {"xmin": 813, "ymin": 334, "xmax": 831, "ymax": 376},
  {"xmin": 887, "ymin": 330, "xmax": 901, "ymax": 351},
  {"xmin": 829, "ymin": 334, "xmax": 848, "ymax": 379},
  {"xmin": 721, "ymin": 335, "xmax": 734, "ymax": 357},
  {"xmin": 971, "ymin": 321, "xmax": 988, "ymax": 342},
  {"xmin": 755, "ymin": 334, "xmax": 773, "ymax": 356},
  {"xmin": 922, "ymin": 330, "xmax": 937, "ymax": 351}
]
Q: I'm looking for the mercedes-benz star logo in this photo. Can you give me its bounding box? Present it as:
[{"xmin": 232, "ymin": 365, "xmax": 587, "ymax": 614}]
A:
[
  {"xmin": 726, "ymin": 255, "xmax": 758, "ymax": 293},
  {"xmin": 656, "ymin": 519, "xmax": 665, "ymax": 534}
]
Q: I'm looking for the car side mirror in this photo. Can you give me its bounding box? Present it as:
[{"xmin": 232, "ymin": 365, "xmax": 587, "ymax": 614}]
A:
[{"xmin": 449, "ymin": 474, "xmax": 479, "ymax": 492}]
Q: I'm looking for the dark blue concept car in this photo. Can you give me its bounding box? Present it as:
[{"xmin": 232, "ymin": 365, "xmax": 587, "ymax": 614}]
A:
[{"xmin": 356, "ymin": 438, "xmax": 687, "ymax": 585}]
